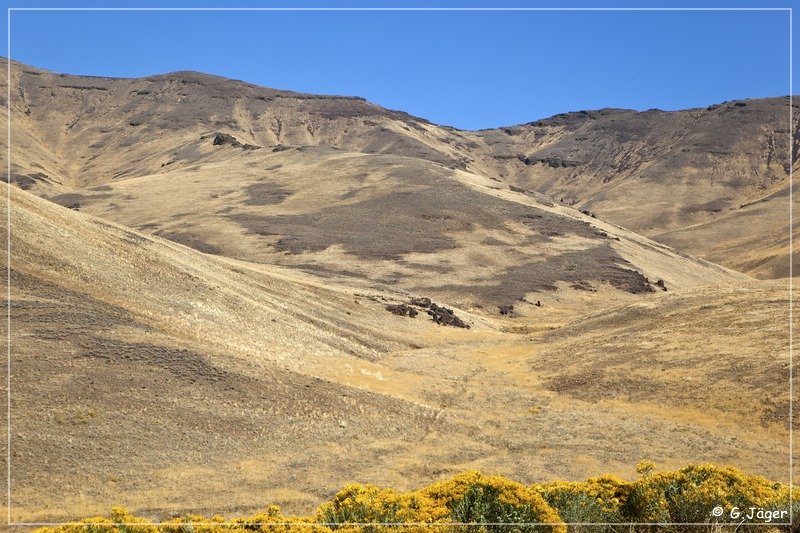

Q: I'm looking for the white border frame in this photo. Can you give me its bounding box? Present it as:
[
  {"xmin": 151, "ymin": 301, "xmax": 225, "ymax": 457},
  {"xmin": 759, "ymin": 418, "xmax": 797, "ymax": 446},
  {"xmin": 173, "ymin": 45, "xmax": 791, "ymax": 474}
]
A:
[{"xmin": 4, "ymin": 4, "xmax": 794, "ymax": 529}]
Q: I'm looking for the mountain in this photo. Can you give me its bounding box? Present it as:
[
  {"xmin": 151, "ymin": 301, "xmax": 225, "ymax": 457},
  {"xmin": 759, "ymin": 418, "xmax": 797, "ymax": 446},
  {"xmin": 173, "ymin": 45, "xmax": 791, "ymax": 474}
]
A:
[
  {"xmin": 3, "ymin": 60, "xmax": 796, "ymax": 279},
  {"xmin": 472, "ymin": 100, "xmax": 797, "ymax": 279},
  {"xmin": 2, "ymin": 60, "xmax": 747, "ymax": 318},
  {"xmin": 0, "ymin": 60, "xmax": 795, "ymax": 521}
]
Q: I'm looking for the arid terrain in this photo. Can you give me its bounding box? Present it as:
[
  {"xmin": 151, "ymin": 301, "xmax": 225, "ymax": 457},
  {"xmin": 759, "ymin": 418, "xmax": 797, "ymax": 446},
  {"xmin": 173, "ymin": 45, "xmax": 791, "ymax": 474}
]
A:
[{"xmin": 0, "ymin": 60, "xmax": 796, "ymax": 523}]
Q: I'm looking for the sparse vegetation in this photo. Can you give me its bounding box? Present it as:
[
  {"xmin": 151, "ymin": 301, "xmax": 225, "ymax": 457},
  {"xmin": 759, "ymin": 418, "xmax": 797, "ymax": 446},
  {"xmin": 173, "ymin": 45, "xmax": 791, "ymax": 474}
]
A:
[
  {"xmin": 6, "ymin": 59, "xmax": 795, "ymax": 522},
  {"xmin": 33, "ymin": 465, "xmax": 796, "ymax": 533}
]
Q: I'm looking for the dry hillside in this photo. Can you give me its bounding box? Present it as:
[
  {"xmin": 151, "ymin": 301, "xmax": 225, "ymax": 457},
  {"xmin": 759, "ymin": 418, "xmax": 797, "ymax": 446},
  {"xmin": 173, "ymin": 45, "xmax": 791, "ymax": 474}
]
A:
[
  {"xmin": 0, "ymin": 60, "xmax": 795, "ymax": 523},
  {"xmin": 2, "ymin": 60, "xmax": 797, "ymax": 278},
  {"xmin": 2, "ymin": 184, "xmax": 795, "ymax": 522}
]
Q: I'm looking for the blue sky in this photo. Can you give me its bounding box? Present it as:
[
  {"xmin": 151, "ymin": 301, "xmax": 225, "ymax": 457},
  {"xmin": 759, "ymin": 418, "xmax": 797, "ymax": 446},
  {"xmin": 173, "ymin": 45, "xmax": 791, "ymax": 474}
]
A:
[{"xmin": 1, "ymin": 0, "xmax": 795, "ymax": 130}]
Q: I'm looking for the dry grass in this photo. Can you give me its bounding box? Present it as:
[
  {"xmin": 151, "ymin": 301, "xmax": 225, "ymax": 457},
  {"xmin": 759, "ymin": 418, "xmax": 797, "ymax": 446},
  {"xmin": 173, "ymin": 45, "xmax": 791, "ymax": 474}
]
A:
[
  {"xmin": 1, "ymin": 185, "xmax": 793, "ymax": 523},
  {"xmin": 1, "ymin": 61, "xmax": 795, "ymax": 278},
  {"xmin": 0, "ymin": 61, "xmax": 794, "ymax": 524}
]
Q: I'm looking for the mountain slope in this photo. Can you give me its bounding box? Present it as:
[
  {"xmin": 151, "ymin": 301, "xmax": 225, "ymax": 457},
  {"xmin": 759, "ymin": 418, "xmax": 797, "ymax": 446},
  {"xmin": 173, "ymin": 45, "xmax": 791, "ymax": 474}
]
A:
[
  {"xmin": 2, "ymin": 184, "xmax": 793, "ymax": 522},
  {"xmin": 0, "ymin": 182, "xmax": 788, "ymax": 520},
  {"xmin": 2, "ymin": 60, "xmax": 796, "ymax": 279},
  {"xmin": 4, "ymin": 183, "xmax": 475, "ymax": 520},
  {"xmin": 31, "ymin": 141, "xmax": 747, "ymax": 317},
  {"xmin": 1, "ymin": 60, "xmax": 470, "ymax": 189},
  {"xmin": 2, "ymin": 63, "xmax": 793, "ymax": 522},
  {"xmin": 472, "ymin": 100, "xmax": 798, "ymax": 278},
  {"xmin": 0, "ymin": 61, "xmax": 755, "ymax": 326}
]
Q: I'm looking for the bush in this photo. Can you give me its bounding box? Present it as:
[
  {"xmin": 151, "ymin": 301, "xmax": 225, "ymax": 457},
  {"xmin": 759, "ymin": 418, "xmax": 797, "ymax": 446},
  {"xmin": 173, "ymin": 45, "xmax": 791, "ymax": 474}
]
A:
[
  {"xmin": 315, "ymin": 484, "xmax": 404, "ymax": 532},
  {"xmin": 448, "ymin": 484, "xmax": 549, "ymax": 532},
  {"xmin": 537, "ymin": 475, "xmax": 630, "ymax": 532},
  {"xmin": 31, "ymin": 464, "xmax": 795, "ymax": 533},
  {"xmin": 621, "ymin": 464, "xmax": 787, "ymax": 526},
  {"xmin": 418, "ymin": 471, "xmax": 565, "ymax": 533}
]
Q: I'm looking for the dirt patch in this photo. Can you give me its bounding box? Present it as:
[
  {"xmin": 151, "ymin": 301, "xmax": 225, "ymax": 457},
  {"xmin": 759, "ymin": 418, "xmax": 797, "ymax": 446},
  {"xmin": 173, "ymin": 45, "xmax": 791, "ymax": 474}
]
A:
[
  {"xmin": 232, "ymin": 188, "xmax": 466, "ymax": 258},
  {"xmin": 82, "ymin": 339, "xmax": 232, "ymax": 384},
  {"xmin": 10, "ymin": 172, "xmax": 50, "ymax": 190},
  {"xmin": 229, "ymin": 166, "xmax": 650, "ymax": 304},
  {"xmin": 440, "ymin": 246, "xmax": 653, "ymax": 305},
  {"xmin": 11, "ymin": 270, "xmax": 135, "ymax": 339},
  {"xmin": 48, "ymin": 191, "xmax": 111, "ymax": 210},
  {"xmin": 231, "ymin": 167, "xmax": 603, "ymax": 261},
  {"xmin": 243, "ymin": 181, "xmax": 293, "ymax": 206}
]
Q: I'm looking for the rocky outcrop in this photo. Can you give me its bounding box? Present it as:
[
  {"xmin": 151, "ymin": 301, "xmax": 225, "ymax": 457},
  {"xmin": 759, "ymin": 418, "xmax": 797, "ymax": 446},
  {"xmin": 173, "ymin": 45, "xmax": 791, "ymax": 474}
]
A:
[
  {"xmin": 385, "ymin": 304, "xmax": 418, "ymax": 318},
  {"xmin": 385, "ymin": 297, "xmax": 469, "ymax": 328},
  {"xmin": 428, "ymin": 303, "xmax": 469, "ymax": 329},
  {"xmin": 410, "ymin": 297, "xmax": 432, "ymax": 308},
  {"xmin": 211, "ymin": 132, "xmax": 261, "ymax": 151},
  {"xmin": 518, "ymin": 155, "xmax": 581, "ymax": 168},
  {"xmin": 498, "ymin": 304, "xmax": 514, "ymax": 316}
]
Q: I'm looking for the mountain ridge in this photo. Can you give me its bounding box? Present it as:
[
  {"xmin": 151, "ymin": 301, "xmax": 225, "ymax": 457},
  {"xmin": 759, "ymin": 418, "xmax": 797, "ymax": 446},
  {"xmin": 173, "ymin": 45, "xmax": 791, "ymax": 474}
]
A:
[{"xmin": 8, "ymin": 57, "xmax": 789, "ymax": 131}]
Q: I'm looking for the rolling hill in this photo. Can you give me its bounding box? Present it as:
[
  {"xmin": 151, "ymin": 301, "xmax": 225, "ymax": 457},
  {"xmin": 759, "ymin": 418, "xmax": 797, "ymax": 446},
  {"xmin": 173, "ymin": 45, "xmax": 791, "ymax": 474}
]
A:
[
  {"xmin": 0, "ymin": 59, "xmax": 796, "ymax": 522},
  {"xmin": 2, "ymin": 184, "xmax": 794, "ymax": 522},
  {"xmin": 3, "ymin": 60, "xmax": 796, "ymax": 279}
]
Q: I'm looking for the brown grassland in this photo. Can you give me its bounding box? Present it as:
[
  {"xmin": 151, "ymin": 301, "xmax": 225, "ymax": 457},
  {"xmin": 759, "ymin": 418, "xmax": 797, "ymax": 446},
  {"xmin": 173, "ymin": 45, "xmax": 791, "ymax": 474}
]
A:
[{"xmin": 0, "ymin": 61, "xmax": 796, "ymax": 527}]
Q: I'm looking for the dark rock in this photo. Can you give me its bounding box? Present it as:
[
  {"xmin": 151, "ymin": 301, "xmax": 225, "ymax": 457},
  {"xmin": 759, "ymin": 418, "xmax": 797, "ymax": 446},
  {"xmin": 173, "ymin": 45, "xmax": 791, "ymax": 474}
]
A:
[
  {"xmin": 637, "ymin": 279, "xmax": 657, "ymax": 294},
  {"xmin": 498, "ymin": 304, "xmax": 514, "ymax": 316},
  {"xmin": 385, "ymin": 304, "xmax": 418, "ymax": 318},
  {"xmin": 518, "ymin": 155, "xmax": 581, "ymax": 168},
  {"xmin": 655, "ymin": 279, "xmax": 667, "ymax": 291},
  {"xmin": 428, "ymin": 303, "xmax": 469, "ymax": 328},
  {"xmin": 212, "ymin": 132, "xmax": 261, "ymax": 151},
  {"xmin": 410, "ymin": 297, "xmax": 432, "ymax": 308},
  {"xmin": 212, "ymin": 132, "xmax": 242, "ymax": 147}
]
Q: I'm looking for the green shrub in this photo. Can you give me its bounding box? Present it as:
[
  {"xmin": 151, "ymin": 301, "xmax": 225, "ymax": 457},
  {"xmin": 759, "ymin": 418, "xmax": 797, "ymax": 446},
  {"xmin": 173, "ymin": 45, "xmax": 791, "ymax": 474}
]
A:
[
  {"xmin": 449, "ymin": 484, "xmax": 548, "ymax": 533},
  {"xmin": 316, "ymin": 484, "xmax": 403, "ymax": 532}
]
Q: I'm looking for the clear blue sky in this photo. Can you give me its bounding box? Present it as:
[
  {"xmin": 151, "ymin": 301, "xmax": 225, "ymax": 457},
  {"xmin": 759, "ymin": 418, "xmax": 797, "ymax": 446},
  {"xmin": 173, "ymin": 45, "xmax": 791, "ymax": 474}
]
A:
[{"xmin": 1, "ymin": 0, "xmax": 795, "ymax": 130}]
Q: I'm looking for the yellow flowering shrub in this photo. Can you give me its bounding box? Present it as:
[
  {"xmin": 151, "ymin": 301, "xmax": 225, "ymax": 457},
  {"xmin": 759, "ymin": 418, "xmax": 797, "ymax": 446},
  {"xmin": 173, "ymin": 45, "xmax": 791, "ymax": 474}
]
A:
[
  {"xmin": 635, "ymin": 460, "xmax": 656, "ymax": 477},
  {"xmin": 232, "ymin": 505, "xmax": 333, "ymax": 533},
  {"xmin": 315, "ymin": 483, "xmax": 405, "ymax": 530},
  {"xmin": 33, "ymin": 507, "xmax": 160, "ymax": 533},
  {"xmin": 158, "ymin": 513, "xmax": 231, "ymax": 533},
  {"xmin": 535, "ymin": 474, "xmax": 632, "ymax": 527},
  {"xmin": 417, "ymin": 471, "xmax": 565, "ymax": 532},
  {"xmin": 31, "ymin": 464, "xmax": 796, "ymax": 533},
  {"xmin": 621, "ymin": 463, "xmax": 788, "ymax": 524}
]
